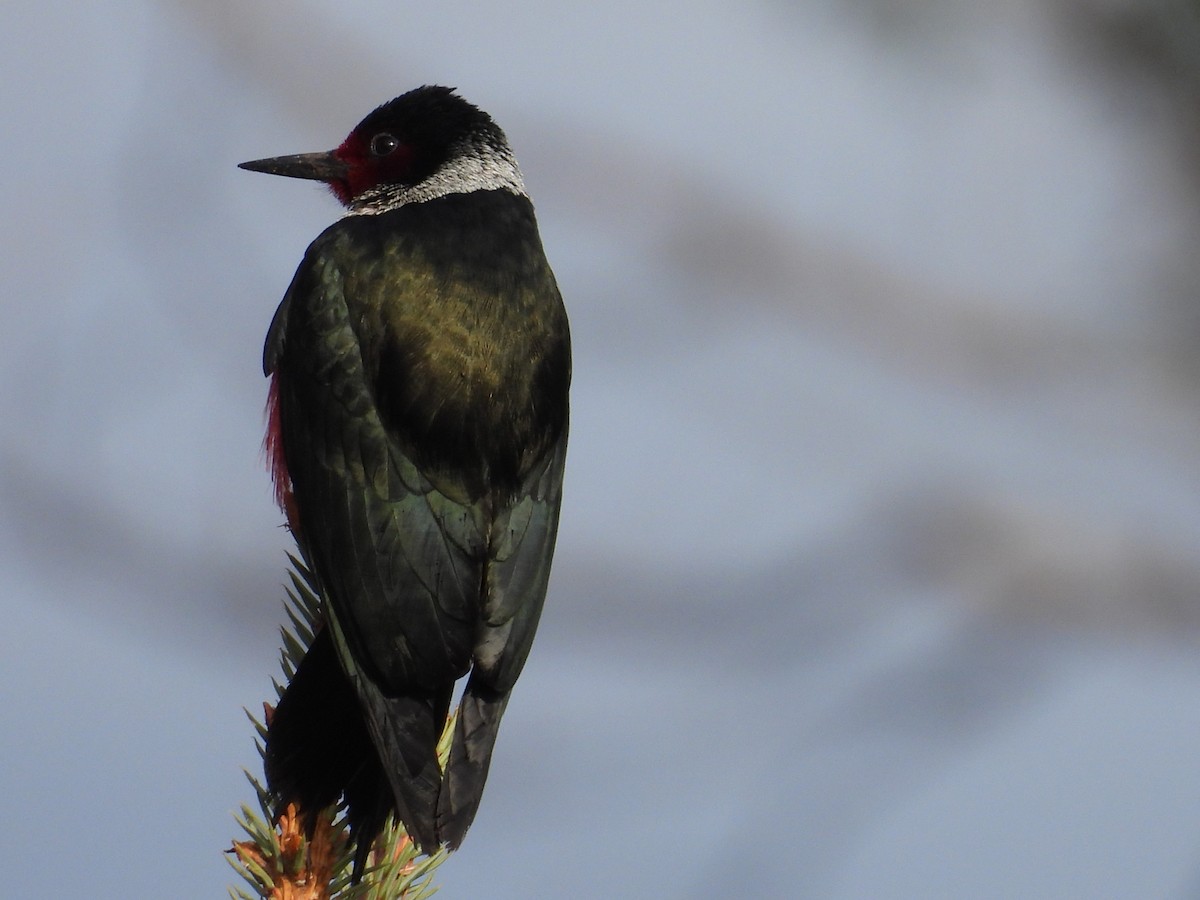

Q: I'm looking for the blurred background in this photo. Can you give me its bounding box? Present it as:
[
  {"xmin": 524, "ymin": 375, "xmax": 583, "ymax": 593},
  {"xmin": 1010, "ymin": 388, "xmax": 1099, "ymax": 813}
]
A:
[{"xmin": 4, "ymin": 1, "xmax": 1200, "ymax": 896}]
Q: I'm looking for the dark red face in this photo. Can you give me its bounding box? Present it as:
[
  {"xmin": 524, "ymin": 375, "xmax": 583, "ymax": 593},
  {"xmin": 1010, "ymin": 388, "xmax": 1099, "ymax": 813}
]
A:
[{"xmin": 328, "ymin": 128, "xmax": 418, "ymax": 205}]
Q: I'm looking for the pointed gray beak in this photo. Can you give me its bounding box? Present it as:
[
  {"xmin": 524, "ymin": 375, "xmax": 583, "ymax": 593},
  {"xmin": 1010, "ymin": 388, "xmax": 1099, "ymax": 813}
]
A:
[{"xmin": 238, "ymin": 151, "xmax": 349, "ymax": 182}]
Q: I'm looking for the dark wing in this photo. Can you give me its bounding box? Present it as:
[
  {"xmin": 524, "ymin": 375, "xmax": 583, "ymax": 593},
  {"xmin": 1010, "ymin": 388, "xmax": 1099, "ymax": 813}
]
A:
[
  {"xmin": 265, "ymin": 229, "xmax": 487, "ymax": 851},
  {"xmin": 436, "ymin": 426, "xmax": 568, "ymax": 846}
]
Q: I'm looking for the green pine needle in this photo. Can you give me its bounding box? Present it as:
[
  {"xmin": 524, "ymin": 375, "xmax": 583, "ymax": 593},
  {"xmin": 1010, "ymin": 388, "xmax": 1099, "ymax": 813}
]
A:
[{"xmin": 228, "ymin": 556, "xmax": 453, "ymax": 899}]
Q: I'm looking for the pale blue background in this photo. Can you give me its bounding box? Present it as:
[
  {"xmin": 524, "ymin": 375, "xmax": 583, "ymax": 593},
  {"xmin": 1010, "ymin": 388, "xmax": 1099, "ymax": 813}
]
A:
[{"xmin": 4, "ymin": 2, "xmax": 1200, "ymax": 897}]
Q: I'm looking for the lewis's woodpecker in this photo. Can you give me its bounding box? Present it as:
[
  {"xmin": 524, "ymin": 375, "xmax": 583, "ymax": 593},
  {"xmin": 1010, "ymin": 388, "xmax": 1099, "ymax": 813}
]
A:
[{"xmin": 239, "ymin": 86, "xmax": 570, "ymax": 874}]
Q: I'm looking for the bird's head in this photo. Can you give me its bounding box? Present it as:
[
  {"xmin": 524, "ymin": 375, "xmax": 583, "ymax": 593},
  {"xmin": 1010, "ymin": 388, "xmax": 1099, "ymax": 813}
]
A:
[{"xmin": 239, "ymin": 85, "xmax": 525, "ymax": 213}]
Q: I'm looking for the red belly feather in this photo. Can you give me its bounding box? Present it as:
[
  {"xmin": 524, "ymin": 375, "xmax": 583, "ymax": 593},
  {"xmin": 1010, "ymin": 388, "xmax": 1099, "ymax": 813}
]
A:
[{"xmin": 264, "ymin": 372, "xmax": 300, "ymax": 533}]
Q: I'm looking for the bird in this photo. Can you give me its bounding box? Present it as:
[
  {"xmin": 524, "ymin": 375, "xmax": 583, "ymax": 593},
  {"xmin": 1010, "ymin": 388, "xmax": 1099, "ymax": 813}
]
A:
[{"xmin": 238, "ymin": 85, "xmax": 570, "ymax": 877}]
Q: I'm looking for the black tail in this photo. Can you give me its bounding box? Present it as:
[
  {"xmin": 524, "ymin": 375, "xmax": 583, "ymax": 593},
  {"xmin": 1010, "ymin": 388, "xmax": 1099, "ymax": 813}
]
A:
[
  {"xmin": 354, "ymin": 677, "xmax": 451, "ymax": 855},
  {"xmin": 264, "ymin": 626, "xmax": 392, "ymax": 880},
  {"xmin": 435, "ymin": 675, "xmax": 510, "ymax": 848},
  {"xmin": 267, "ymin": 627, "xmax": 495, "ymax": 872}
]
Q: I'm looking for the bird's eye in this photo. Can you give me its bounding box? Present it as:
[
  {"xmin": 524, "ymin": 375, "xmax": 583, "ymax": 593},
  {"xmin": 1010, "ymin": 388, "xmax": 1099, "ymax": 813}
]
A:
[{"xmin": 370, "ymin": 133, "xmax": 400, "ymax": 156}]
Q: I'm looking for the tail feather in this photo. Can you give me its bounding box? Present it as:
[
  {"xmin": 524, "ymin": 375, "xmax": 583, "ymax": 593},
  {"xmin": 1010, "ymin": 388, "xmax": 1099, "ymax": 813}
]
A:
[
  {"xmin": 267, "ymin": 623, "xmax": 511, "ymax": 869},
  {"xmin": 265, "ymin": 626, "xmax": 371, "ymax": 826},
  {"xmin": 264, "ymin": 626, "xmax": 392, "ymax": 881},
  {"xmin": 342, "ymin": 757, "xmax": 393, "ymax": 880},
  {"xmin": 435, "ymin": 677, "xmax": 510, "ymax": 848},
  {"xmin": 355, "ymin": 678, "xmax": 451, "ymax": 854}
]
